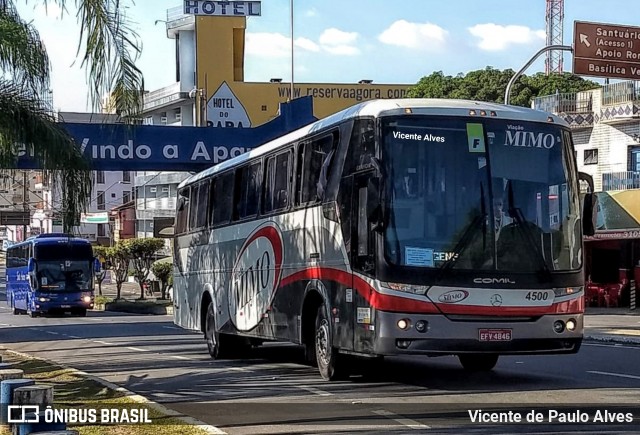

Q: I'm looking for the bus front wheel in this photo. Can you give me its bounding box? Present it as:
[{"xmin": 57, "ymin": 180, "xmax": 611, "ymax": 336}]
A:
[
  {"xmin": 205, "ymin": 302, "xmax": 220, "ymax": 359},
  {"xmin": 458, "ymin": 354, "xmax": 499, "ymax": 371},
  {"xmin": 315, "ymin": 306, "xmax": 347, "ymax": 381}
]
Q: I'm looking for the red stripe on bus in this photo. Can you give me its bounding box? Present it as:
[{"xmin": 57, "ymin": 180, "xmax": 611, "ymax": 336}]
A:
[
  {"xmin": 279, "ymin": 267, "xmax": 584, "ymax": 316},
  {"xmin": 279, "ymin": 267, "xmax": 439, "ymax": 313}
]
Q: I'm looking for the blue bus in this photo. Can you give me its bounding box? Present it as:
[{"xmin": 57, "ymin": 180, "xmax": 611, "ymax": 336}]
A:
[{"xmin": 6, "ymin": 234, "xmax": 99, "ymax": 317}]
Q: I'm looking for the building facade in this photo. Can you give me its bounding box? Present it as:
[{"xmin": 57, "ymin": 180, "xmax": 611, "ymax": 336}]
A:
[{"xmin": 533, "ymin": 80, "xmax": 640, "ymax": 308}]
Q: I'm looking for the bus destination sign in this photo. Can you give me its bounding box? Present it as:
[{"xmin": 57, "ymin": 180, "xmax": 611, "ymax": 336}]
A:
[{"xmin": 573, "ymin": 20, "xmax": 640, "ymax": 80}]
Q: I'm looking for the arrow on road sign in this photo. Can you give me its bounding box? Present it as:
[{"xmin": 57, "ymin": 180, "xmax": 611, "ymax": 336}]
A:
[{"xmin": 580, "ymin": 34, "xmax": 591, "ymax": 47}]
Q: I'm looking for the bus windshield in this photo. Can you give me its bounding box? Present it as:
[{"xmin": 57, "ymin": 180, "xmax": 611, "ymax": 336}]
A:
[
  {"xmin": 381, "ymin": 116, "xmax": 582, "ymax": 272},
  {"xmin": 34, "ymin": 243, "xmax": 94, "ymax": 291}
]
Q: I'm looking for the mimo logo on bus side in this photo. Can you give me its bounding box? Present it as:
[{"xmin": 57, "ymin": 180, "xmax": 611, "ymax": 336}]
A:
[{"xmin": 229, "ymin": 223, "xmax": 284, "ymax": 331}]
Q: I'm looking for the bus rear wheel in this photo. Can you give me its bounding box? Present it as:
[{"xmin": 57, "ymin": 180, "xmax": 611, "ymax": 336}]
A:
[
  {"xmin": 205, "ymin": 302, "xmax": 220, "ymax": 359},
  {"xmin": 315, "ymin": 306, "xmax": 347, "ymax": 380},
  {"xmin": 458, "ymin": 354, "xmax": 499, "ymax": 371}
]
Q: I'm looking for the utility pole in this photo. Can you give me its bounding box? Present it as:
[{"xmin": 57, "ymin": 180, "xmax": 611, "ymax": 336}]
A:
[{"xmin": 22, "ymin": 170, "xmax": 28, "ymax": 240}]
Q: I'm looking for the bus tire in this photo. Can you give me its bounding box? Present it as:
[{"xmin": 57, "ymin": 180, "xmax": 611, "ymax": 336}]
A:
[
  {"xmin": 76, "ymin": 309, "xmax": 87, "ymax": 317},
  {"xmin": 28, "ymin": 309, "xmax": 39, "ymax": 318},
  {"xmin": 458, "ymin": 354, "xmax": 499, "ymax": 371},
  {"xmin": 205, "ymin": 302, "xmax": 220, "ymax": 359},
  {"xmin": 315, "ymin": 306, "xmax": 347, "ymax": 381}
]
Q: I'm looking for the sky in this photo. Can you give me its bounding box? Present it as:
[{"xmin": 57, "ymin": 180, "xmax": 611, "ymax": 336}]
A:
[{"xmin": 15, "ymin": 0, "xmax": 640, "ymax": 112}]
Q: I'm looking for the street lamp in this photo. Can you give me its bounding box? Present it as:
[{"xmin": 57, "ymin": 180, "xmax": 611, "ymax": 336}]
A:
[
  {"xmin": 189, "ymin": 87, "xmax": 206, "ymax": 126},
  {"xmin": 290, "ymin": 0, "xmax": 294, "ymax": 100}
]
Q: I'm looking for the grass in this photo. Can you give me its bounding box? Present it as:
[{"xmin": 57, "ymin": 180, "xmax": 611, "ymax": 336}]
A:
[
  {"xmin": 94, "ymin": 295, "xmax": 114, "ymax": 305},
  {"xmin": 0, "ymin": 353, "xmax": 211, "ymax": 435}
]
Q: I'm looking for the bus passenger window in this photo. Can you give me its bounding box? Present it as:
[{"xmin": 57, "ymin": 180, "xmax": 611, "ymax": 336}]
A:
[
  {"xmin": 175, "ymin": 187, "xmax": 190, "ymax": 234},
  {"xmin": 188, "ymin": 183, "xmax": 200, "ymax": 231},
  {"xmin": 234, "ymin": 162, "xmax": 261, "ymax": 220},
  {"xmin": 196, "ymin": 180, "xmax": 210, "ymax": 228},
  {"xmin": 211, "ymin": 172, "xmax": 234, "ymax": 225},
  {"xmin": 298, "ymin": 134, "xmax": 336, "ymax": 205},
  {"xmin": 345, "ymin": 119, "xmax": 375, "ymax": 175},
  {"xmin": 264, "ymin": 152, "xmax": 291, "ymax": 213}
]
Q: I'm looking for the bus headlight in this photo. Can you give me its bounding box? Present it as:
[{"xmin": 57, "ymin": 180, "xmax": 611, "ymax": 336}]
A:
[
  {"xmin": 83, "ymin": 296, "xmax": 92, "ymax": 303},
  {"xmin": 383, "ymin": 282, "xmax": 429, "ymax": 295},
  {"xmin": 566, "ymin": 319, "xmax": 577, "ymax": 331},
  {"xmin": 553, "ymin": 320, "xmax": 565, "ymax": 333},
  {"xmin": 397, "ymin": 319, "xmax": 410, "ymax": 330},
  {"xmin": 38, "ymin": 297, "xmax": 49, "ymax": 302},
  {"xmin": 554, "ymin": 286, "xmax": 582, "ymax": 297}
]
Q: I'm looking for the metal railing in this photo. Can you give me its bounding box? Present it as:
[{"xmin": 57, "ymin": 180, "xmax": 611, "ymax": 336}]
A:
[
  {"xmin": 602, "ymin": 171, "xmax": 640, "ymax": 191},
  {"xmin": 601, "ymin": 81, "xmax": 640, "ymax": 106},
  {"xmin": 533, "ymin": 92, "xmax": 593, "ymax": 114}
]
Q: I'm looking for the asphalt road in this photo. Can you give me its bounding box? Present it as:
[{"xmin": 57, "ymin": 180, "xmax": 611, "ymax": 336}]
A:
[{"xmin": 1, "ymin": 271, "xmax": 640, "ymax": 433}]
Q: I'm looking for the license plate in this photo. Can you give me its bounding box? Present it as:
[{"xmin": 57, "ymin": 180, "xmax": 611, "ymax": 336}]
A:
[
  {"xmin": 60, "ymin": 305, "xmax": 71, "ymax": 308},
  {"xmin": 479, "ymin": 328, "xmax": 512, "ymax": 341}
]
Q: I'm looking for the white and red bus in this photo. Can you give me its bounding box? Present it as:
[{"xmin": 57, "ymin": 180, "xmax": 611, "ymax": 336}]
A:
[{"xmin": 172, "ymin": 99, "xmax": 595, "ymax": 380}]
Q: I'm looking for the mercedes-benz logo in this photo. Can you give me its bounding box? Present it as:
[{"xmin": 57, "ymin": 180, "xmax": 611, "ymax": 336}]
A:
[{"xmin": 490, "ymin": 294, "xmax": 503, "ymax": 307}]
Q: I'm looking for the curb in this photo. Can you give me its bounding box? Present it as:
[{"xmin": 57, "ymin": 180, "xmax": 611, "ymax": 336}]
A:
[
  {"xmin": 92, "ymin": 303, "xmax": 174, "ymax": 316},
  {"xmin": 2, "ymin": 348, "xmax": 227, "ymax": 435},
  {"xmin": 584, "ymin": 334, "xmax": 640, "ymax": 345}
]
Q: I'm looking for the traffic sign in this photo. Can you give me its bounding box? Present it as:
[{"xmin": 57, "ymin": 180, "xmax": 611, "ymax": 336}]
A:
[
  {"xmin": 0, "ymin": 211, "xmax": 30, "ymax": 226},
  {"xmin": 573, "ymin": 20, "xmax": 640, "ymax": 80}
]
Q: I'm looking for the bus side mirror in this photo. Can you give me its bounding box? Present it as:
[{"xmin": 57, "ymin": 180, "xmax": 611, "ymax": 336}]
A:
[
  {"xmin": 366, "ymin": 178, "xmax": 383, "ymax": 232},
  {"xmin": 94, "ymin": 258, "xmax": 102, "ymax": 273},
  {"xmin": 582, "ymin": 192, "xmax": 597, "ymax": 236},
  {"xmin": 27, "ymin": 258, "xmax": 36, "ymax": 273}
]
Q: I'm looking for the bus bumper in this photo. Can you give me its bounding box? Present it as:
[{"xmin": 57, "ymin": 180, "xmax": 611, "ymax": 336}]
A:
[
  {"xmin": 373, "ymin": 311, "xmax": 583, "ymax": 356},
  {"xmin": 34, "ymin": 296, "xmax": 95, "ymax": 313}
]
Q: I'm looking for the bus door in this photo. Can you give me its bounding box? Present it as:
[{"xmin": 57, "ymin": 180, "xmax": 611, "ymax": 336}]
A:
[{"xmin": 350, "ymin": 171, "xmax": 378, "ymax": 354}]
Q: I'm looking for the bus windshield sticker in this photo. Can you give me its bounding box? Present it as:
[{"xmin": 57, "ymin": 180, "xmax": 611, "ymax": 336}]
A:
[
  {"xmin": 478, "ymin": 156, "xmax": 487, "ymax": 169},
  {"xmin": 41, "ymin": 277, "xmax": 47, "ymax": 286},
  {"xmin": 346, "ymin": 288, "xmax": 353, "ymax": 303},
  {"xmin": 467, "ymin": 123, "xmax": 486, "ymax": 153},
  {"xmin": 357, "ymin": 307, "xmax": 371, "ymax": 324},
  {"xmin": 405, "ymin": 247, "xmax": 434, "ymax": 267}
]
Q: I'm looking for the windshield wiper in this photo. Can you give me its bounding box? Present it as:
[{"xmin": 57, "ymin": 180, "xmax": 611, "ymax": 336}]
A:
[
  {"xmin": 435, "ymin": 183, "xmax": 487, "ymax": 280},
  {"xmin": 506, "ymin": 182, "xmax": 552, "ymax": 282}
]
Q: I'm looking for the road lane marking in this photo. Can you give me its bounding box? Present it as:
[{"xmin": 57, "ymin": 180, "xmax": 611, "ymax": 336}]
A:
[
  {"xmin": 94, "ymin": 340, "xmax": 114, "ymax": 346},
  {"xmin": 372, "ymin": 409, "xmax": 430, "ymax": 430},
  {"xmin": 66, "ymin": 335, "xmax": 81, "ymax": 339},
  {"xmin": 126, "ymin": 346, "xmax": 149, "ymax": 352},
  {"xmin": 171, "ymin": 355, "xmax": 191, "ymax": 360},
  {"xmin": 584, "ymin": 343, "xmax": 640, "ymax": 350},
  {"xmin": 162, "ymin": 326, "xmax": 181, "ymax": 330},
  {"xmin": 587, "ymin": 370, "xmax": 640, "ymax": 380},
  {"xmin": 45, "ymin": 331, "xmax": 59, "ymax": 335},
  {"xmin": 296, "ymin": 385, "xmax": 333, "ymax": 396}
]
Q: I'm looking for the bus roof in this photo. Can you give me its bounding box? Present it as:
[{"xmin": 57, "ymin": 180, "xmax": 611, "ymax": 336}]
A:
[
  {"xmin": 9, "ymin": 234, "xmax": 92, "ymax": 248},
  {"xmin": 180, "ymin": 98, "xmax": 568, "ymax": 188}
]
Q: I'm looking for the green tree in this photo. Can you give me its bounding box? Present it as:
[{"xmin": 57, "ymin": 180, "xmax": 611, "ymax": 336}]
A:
[
  {"xmin": 92, "ymin": 245, "xmax": 108, "ymax": 296},
  {"xmin": 0, "ymin": 0, "xmax": 144, "ymax": 231},
  {"xmin": 124, "ymin": 238, "xmax": 166, "ymax": 299},
  {"xmin": 151, "ymin": 261, "xmax": 173, "ymax": 300},
  {"xmin": 107, "ymin": 243, "xmax": 129, "ymax": 300},
  {"xmin": 408, "ymin": 67, "xmax": 599, "ymax": 107}
]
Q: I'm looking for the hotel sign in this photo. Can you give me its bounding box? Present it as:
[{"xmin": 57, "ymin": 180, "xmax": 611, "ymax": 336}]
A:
[
  {"xmin": 184, "ymin": 1, "xmax": 261, "ymax": 16},
  {"xmin": 573, "ymin": 21, "xmax": 640, "ymax": 80}
]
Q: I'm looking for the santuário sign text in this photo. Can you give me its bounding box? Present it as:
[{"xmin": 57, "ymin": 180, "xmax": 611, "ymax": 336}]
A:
[{"xmin": 184, "ymin": 0, "xmax": 261, "ymax": 16}]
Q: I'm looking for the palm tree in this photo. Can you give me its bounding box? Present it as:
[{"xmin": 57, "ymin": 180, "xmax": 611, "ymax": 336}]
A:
[{"xmin": 0, "ymin": 0, "xmax": 144, "ymax": 231}]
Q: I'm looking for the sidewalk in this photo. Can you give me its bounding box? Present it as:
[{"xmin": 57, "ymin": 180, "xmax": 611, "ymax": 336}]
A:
[{"xmin": 584, "ymin": 306, "xmax": 640, "ymax": 345}]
